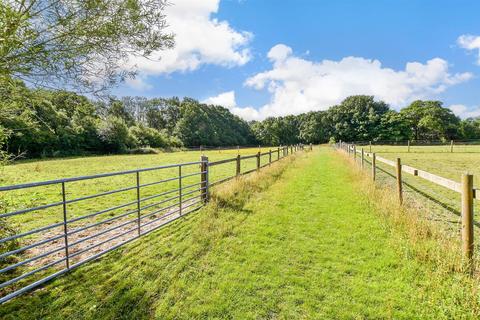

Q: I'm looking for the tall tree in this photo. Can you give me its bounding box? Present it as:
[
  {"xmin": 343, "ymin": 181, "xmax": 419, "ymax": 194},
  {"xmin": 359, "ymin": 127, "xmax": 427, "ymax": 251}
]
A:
[
  {"xmin": 0, "ymin": 0, "xmax": 174, "ymax": 93},
  {"xmin": 400, "ymin": 100, "xmax": 460, "ymax": 140}
]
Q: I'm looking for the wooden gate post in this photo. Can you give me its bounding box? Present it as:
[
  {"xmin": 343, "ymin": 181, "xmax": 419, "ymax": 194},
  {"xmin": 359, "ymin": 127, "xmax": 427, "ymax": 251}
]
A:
[
  {"xmin": 236, "ymin": 154, "xmax": 241, "ymax": 176},
  {"xmin": 200, "ymin": 156, "xmax": 209, "ymax": 203},
  {"xmin": 396, "ymin": 158, "xmax": 403, "ymax": 204},
  {"xmin": 372, "ymin": 153, "xmax": 376, "ymax": 181},
  {"xmin": 256, "ymin": 151, "xmax": 261, "ymax": 171},
  {"xmin": 461, "ymin": 173, "xmax": 474, "ymax": 262}
]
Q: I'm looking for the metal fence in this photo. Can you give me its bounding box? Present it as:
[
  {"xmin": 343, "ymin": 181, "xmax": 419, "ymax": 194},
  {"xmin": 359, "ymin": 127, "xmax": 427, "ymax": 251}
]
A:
[{"xmin": 0, "ymin": 145, "xmax": 306, "ymax": 303}]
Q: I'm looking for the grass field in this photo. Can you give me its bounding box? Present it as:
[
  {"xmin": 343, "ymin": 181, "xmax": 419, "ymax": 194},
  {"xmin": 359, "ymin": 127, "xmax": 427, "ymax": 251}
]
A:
[
  {"xmin": 1, "ymin": 148, "xmax": 479, "ymax": 319},
  {"xmin": 0, "ymin": 147, "xmax": 281, "ymax": 230},
  {"xmin": 348, "ymin": 144, "xmax": 480, "ymax": 237}
]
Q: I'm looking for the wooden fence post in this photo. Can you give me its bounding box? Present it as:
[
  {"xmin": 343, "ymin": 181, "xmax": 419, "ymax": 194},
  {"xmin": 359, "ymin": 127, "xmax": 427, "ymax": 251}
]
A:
[
  {"xmin": 200, "ymin": 156, "xmax": 209, "ymax": 203},
  {"xmin": 372, "ymin": 153, "xmax": 376, "ymax": 181},
  {"xmin": 369, "ymin": 141, "xmax": 372, "ymax": 153},
  {"xmin": 236, "ymin": 154, "xmax": 241, "ymax": 176},
  {"xmin": 269, "ymin": 149, "xmax": 272, "ymax": 165},
  {"xmin": 407, "ymin": 140, "xmax": 410, "ymax": 153},
  {"xmin": 361, "ymin": 148, "xmax": 364, "ymax": 169},
  {"xmin": 277, "ymin": 147, "xmax": 280, "ymax": 160},
  {"xmin": 256, "ymin": 151, "xmax": 261, "ymax": 171},
  {"xmin": 451, "ymin": 140, "xmax": 454, "ymax": 153},
  {"xmin": 396, "ymin": 158, "xmax": 403, "ymax": 204},
  {"xmin": 353, "ymin": 145, "xmax": 357, "ymax": 161},
  {"xmin": 461, "ymin": 173, "xmax": 474, "ymax": 262}
]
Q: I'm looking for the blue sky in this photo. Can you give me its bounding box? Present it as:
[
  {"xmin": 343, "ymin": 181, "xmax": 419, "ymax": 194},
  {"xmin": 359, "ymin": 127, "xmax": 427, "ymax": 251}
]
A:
[{"xmin": 114, "ymin": 0, "xmax": 480, "ymax": 120}]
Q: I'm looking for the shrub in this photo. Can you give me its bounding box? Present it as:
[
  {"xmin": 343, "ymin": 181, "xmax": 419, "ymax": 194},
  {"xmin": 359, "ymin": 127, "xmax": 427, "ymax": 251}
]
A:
[
  {"xmin": 97, "ymin": 116, "xmax": 132, "ymax": 152},
  {"xmin": 129, "ymin": 125, "xmax": 168, "ymax": 148}
]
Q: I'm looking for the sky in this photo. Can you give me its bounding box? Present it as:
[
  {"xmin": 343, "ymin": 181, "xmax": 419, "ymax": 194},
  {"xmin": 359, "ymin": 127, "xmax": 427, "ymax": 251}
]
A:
[{"xmin": 113, "ymin": 0, "xmax": 480, "ymax": 121}]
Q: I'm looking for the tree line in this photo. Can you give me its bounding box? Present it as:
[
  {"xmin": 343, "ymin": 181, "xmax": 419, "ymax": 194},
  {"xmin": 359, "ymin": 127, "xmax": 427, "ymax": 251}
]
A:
[
  {"xmin": 251, "ymin": 95, "xmax": 480, "ymax": 145},
  {"xmin": 1, "ymin": 83, "xmax": 480, "ymax": 159},
  {"xmin": 0, "ymin": 80, "xmax": 255, "ymax": 158}
]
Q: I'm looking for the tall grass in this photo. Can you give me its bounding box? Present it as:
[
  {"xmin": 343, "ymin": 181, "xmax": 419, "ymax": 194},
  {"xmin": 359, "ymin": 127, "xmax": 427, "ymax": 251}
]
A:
[{"xmin": 337, "ymin": 150, "xmax": 480, "ymax": 313}]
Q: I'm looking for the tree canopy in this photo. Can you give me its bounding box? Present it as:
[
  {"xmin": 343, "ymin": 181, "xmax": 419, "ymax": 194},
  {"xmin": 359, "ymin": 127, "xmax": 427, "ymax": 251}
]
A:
[{"xmin": 0, "ymin": 0, "xmax": 174, "ymax": 93}]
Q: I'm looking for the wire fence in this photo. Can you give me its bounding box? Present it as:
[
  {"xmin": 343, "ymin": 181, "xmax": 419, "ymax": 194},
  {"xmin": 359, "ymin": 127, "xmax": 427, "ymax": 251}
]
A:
[
  {"xmin": 0, "ymin": 144, "xmax": 310, "ymax": 304},
  {"xmin": 334, "ymin": 142, "xmax": 478, "ymax": 264}
]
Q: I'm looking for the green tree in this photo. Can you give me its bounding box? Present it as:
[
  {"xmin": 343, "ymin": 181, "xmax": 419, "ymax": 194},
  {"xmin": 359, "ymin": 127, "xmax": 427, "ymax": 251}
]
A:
[
  {"xmin": 0, "ymin": 0, "xmax": 174, "ymax": 92},
  {"xmin": 400, "ymin": 100, "xmax": 460, "ymax": 140},
  {"xmin": 326, "ymin": 95, "xmax": 389, "ymax": 141}
]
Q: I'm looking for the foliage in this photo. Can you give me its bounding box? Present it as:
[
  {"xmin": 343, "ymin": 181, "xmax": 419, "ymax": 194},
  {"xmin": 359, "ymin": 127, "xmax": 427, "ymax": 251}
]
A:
[
  {"xmin": 0, "ymin": 0, "xmax": 174, "ymax": 93},
  {"xmin": 97, "ymin": 116, "xmax": 133, "ymax": 152},
  {"xmin": 400, "ymin": 100, "xmax": 460, "ymax": 140}
]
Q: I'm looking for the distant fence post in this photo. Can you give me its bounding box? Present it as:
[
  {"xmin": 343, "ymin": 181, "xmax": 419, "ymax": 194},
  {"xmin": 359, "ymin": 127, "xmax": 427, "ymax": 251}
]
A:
[
  {"xmin": 369, "ymin": 141, "xmax": 372, "ymax": 153},
  {"xmin": 200, "ymin": 156, "xmax": 209, "ymax": 203},
  {"xmin": 372, "ymin": 153, "xmax": 376, "ymax": 181},
  {"xmin": 353, "ymin": 145, "xmax": 357, "ymax": 161},
  {"xmin": 256, "ymin": 151, "xmax": 261, "ymax": 171},
  {"xmin": 461, "ymin": 173, "xmax": 474, "ymax": 263},
  {"xmin": 396, "ymin": 158, "xmax": 403, "ymax": 204},
  {"xmin": 236, "ymin": 154, "xmax": 241, "ymax": 176},
  {"xmin": 451, "ymin": 140, "xmax": 454, "ymax": 153},
  {"xmin": 361, "ymin": 148, "xmax": 364, "ymax": 169},
  {"xmin": 407, "ymin": 140, "xmax": 410, "ymax": 153},
  {"xmin": 277, "ymin": 147, "xmax": 280, "ymax": 160},
  {"xmin": 269, "ymin": 149, "xmax": 272, "ymax": 165}
]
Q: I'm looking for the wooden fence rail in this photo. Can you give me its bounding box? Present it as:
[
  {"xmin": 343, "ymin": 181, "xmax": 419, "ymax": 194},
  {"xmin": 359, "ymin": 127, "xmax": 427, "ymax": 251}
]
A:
[{"xmin": 334, "ymin": 141, "xmax": 477, "ymax": 264}]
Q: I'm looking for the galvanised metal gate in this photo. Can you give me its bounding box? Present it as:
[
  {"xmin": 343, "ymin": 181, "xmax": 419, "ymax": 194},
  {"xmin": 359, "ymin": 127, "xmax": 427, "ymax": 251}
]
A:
[{"xmin": 0, "ymin": 145, "xmax": 302, "ymax": 303}]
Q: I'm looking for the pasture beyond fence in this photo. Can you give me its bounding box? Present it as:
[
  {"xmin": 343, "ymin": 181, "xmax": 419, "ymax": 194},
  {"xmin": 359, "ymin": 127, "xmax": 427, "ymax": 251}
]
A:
[
  {"xmin": 0, "ymin": 144, "xmax": 311, "ymax": 304},
  {"xmin": 352, "ymin": 139, "xmax": 480, "ymax": 153},
  {"xmin": 334, "ymin": 141, "xmax": 478, "ymax": 264}
]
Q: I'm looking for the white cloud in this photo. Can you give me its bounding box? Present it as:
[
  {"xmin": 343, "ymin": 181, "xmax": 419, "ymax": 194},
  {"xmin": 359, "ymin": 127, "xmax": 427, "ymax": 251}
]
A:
[
  {"xmin": 203, "ymin": 90, "xmax": 262, "ymax": 121},
  {"xmin": 125, "ymin": 0, "xmax": 252, "ymax": 81},
  {"xmin": 449, "ymin": 104, "xmax": 480, "ymax": 119},
  {"xmin": 458, "ymin": 34, "xmax": 480, "ymax": 65},
  {"xmin": 125, "ymin": 76, "xmax": 152, "ymax": 91},
  {"xmin": 202, "ymin": 90, "xmax": 236, "ymax": 107},
  {"xmin": 236, "ymin": 44, "xmax": 472, "ymax": 120}
]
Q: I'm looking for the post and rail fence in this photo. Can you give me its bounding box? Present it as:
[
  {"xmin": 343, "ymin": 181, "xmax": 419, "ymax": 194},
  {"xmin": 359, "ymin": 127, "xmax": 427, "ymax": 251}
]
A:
[
  {"xmin": 347, "ymin": 139, "xmax": 480, "ymax": 153},
  {"xmin": 0, "ymin": 144, "xmax": 309, "ymax": 304},
  {"xmin": 334, "ymin": 141, "xmax": 477, "ymax": 266}
]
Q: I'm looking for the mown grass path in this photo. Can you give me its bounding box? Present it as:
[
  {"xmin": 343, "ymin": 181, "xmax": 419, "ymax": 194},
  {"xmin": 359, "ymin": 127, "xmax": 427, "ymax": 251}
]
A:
[{"xmin": 1, "ymin": 148, "xmax": 474, "ymax": 319}]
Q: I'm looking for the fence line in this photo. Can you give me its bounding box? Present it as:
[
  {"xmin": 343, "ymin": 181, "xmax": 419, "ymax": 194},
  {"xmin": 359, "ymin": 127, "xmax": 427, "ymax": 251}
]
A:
[
  {"xmin": 348, "ymin": 139, "xmax": 480, "ymax": 153},
  {"xmin": 334, "ymin": 141, "xmax": 477, "ymax": 266},
  {"xmin": 0, "ymin": 144, "xmax": 309, "ymax": 304}
]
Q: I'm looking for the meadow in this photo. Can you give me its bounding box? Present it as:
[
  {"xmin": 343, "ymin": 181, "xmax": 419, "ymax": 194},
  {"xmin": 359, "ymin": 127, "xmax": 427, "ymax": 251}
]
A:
[
  {"xmin": 0, "ymin": 147, "xmax": 279, "ymax": 230},
  {"xmin": 0, "ymin": 146, "xmax": 292, "ymax": 302},
  {"xmin": 351, "ymin": 144, "xmax": 480, "ymax": 236},
  {"xmin": 2, "ymin": 148, "xmax": 479, "ymax": 319}
]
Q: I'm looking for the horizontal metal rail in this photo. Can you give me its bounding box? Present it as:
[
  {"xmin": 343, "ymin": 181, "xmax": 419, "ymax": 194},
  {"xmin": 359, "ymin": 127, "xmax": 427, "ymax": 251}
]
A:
[{"xmin": 0, "ymin": 161, "xmax": 203, "ymax": 192}]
